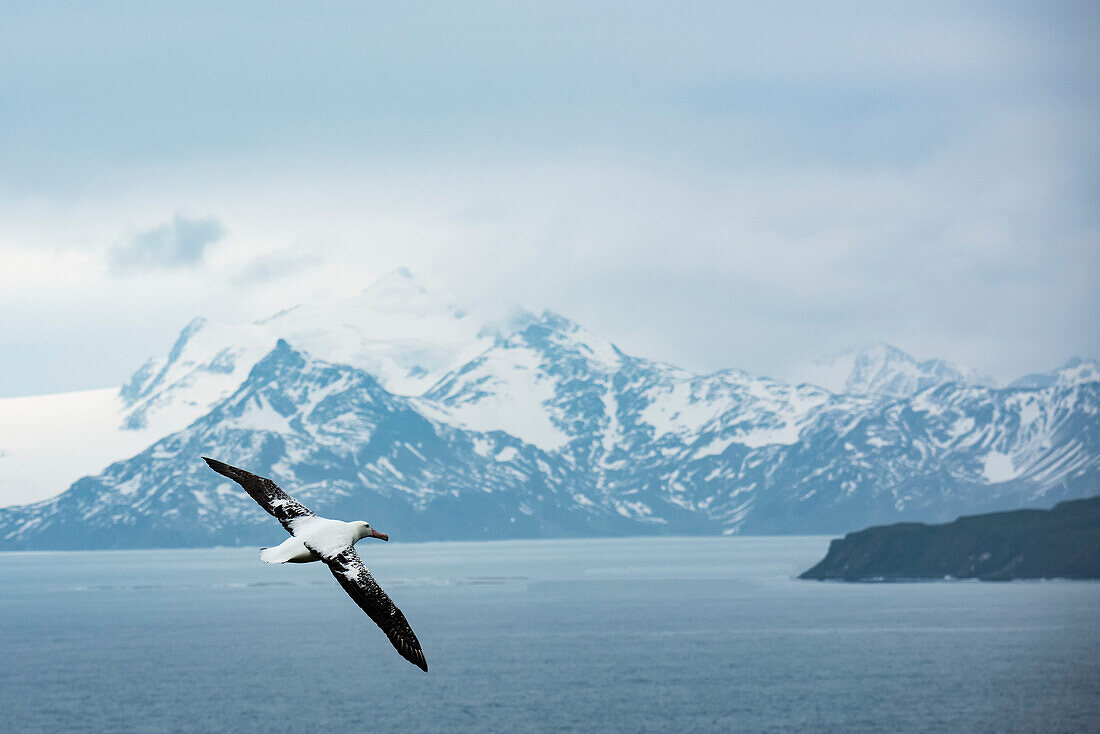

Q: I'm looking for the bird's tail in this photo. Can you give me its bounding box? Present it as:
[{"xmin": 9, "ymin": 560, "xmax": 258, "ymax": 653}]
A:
[
  {"xmin": 259, "ymin": 546, "xmax": 289, "ymax": 564},
  {"xmin": 259, "ymin": 540, "xmax": 318, "ymax": 564}
]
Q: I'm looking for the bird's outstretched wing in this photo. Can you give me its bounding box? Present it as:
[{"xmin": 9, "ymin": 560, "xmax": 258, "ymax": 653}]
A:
[
  {"xmin": 202, "ymin": 457, "xmax": 315, "ymax": 533},
  {"xmin": 308, "ymin": 543, "xmax": 428, "ymax": 672}
]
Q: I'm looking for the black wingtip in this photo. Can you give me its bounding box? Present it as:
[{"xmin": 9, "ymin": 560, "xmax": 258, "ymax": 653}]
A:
[
  {"xmin": 202, "ymin": 456, "xmax": 226, "ymax": 473},
  {"xmin": 202, "ymin": 457, "xmax": 247, "ymax": 482},
  {"xmin": 396, "ymin": 639, "xmax": 428, "ymax": 672}
]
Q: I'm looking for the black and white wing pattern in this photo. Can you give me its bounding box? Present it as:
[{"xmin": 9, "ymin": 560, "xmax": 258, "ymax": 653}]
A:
[
  {"xmin": 202, "ymin": 457, "xmax": 315, "ymax": 533},
  {"xmin": 309, "ymin": 544, "xmax": 428, "ymax": 672}
]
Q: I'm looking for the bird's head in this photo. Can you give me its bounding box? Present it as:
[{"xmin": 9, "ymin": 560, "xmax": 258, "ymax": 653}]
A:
[{"xmin": 352, "ymin": 520, "xmax": 389, "ymax": 542}]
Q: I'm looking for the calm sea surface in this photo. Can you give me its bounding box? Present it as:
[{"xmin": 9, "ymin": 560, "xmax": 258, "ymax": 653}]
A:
[{"xmin": 1, "ymin": 537, "xmax": 1097, "ymax": 733}]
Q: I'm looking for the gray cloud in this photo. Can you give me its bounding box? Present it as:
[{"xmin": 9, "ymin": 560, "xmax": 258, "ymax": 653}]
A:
[
  {"xmin": 231, "ymin": 249, "xmax": 319, "ymax": 285},
  {"xmin": 110, "ymin": 214, "xmax": 226, "ymax": 273},
  {"xmin": 1, "ymin": 3, "xmax": 1097, "ymax": 397}
]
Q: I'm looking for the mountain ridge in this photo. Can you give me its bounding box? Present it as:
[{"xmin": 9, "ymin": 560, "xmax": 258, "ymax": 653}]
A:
[
  {"xmin": 2, "ymin": 314, "xmax": 1096, "ymax": 548},
  {"xmin": 1, "ymin": 271, "xmax": 1097, "ymax": 540},
  {"xmin": 796, "ymin": 341, "xmax": 995, "ymax": 398}
]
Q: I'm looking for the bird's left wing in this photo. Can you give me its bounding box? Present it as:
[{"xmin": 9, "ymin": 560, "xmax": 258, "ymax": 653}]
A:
[
  {"xmin": 202, "ymin": 457, "xmax": 315, "ymax": 533},
  {"xmin": 307, "ymin": 543, "xmax": 428, "ymax": 672}
]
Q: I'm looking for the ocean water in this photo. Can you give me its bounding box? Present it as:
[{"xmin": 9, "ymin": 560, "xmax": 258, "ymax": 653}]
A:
[{"xmin": 1, "ymin": 536, "xmax": 1097, "ymax": 733}]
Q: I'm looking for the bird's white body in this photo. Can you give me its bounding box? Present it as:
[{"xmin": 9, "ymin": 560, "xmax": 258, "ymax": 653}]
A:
[{"xmin": 260, "ymin": 517, "xmax": 375, "ymax": 564}]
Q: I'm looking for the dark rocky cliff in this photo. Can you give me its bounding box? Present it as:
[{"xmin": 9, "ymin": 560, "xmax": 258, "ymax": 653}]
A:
[{"xmin": 800, "ymin": 495, "xmax": 1100, "ymax": 581}]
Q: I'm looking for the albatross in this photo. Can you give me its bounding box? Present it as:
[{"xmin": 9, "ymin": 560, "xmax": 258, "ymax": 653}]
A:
[{"xmin": 202, "ymin": 457, "xmax": 427, "ymax": 671}]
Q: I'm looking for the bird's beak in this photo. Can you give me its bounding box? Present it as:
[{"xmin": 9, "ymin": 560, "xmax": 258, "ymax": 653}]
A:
[{"xmin": 369, "ymin": 528, "xmax": 389, "ymax": 541}]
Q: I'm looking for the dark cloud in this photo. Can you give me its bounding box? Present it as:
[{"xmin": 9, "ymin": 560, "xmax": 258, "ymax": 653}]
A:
[{"xmin": 110, "ymin": 214, "xmax": 226, "ymax": 273}]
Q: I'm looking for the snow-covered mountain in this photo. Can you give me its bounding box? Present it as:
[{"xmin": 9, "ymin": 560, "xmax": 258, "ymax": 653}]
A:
[
  {"xmin": 415, "ymin": 311, "xmax": 868, "ymax": 482},
  {"xmin": 0, "ymin": 342, "xmax": 636, "ymax": 548},
  {"xmin": 0, "ymin": 270, "xmax": 532, "ymax": 506},
  {"xmin": 735, "ymin": 380, "xmax": 1099, "ymax": 532},
  {"xmin": 120, "ymin": 268, "xmax": 532, "ymax": 437},
  {"xmin": 1, "ymin": 295, "xmax": 1096, "ymax": 548},
  {"xmin": 799, "ymin": 342, "xmax": 994, "ymax": 398},
  {"xmin": 1010, "ymin": 358, "xmax": 1100, "ymax": 389}
]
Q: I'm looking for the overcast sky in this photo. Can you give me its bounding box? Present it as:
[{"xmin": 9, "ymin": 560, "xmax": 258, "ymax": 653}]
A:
[{"xmin": 1, "ymin": 1, "xmax": 1097, "ymax": 397}]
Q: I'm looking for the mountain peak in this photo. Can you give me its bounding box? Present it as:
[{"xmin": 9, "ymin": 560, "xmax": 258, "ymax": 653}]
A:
[
  {"xmin": 533, "ymin": 309, "xmax": 574, "ymax": 329},
  {"xmin": 248, "ymin": 338, "xmax": 309, "ymax": 376},
  {"xmin": 112, "ymin": 269, "xmax": 537, "ymax": 441},
  {"xmin": 823, "ymin": 341, "xmax": 911, "ymax": 364},
  {"xmin": 511, "ymin": 310, "xmax": 622, "ymax": 367},
  {"xmin": 1010, "ymin": 357, "xmax": 1100, "ymax": 389},
  {"xmin": 351, "ymin": 267, "xmax": 465, "ymax": 317},
  {"xmin": 800, "ymin": 342, "xmax": 990, "ymax": 398}
]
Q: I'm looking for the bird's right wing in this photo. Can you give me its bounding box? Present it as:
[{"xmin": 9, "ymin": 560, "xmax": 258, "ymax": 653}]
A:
[
  {"xmin": 202, "ymin": 457, "xmax": 314, "ymax": 533},
  {"xmin": 308, "ymin": 543, "xmax": 428, "ymax": 672}
]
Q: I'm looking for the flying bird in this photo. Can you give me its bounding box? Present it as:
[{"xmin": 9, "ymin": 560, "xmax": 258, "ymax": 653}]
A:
[{"xmin": 202, "ymin": 457, "xmax": 427, "ymax": 671}]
